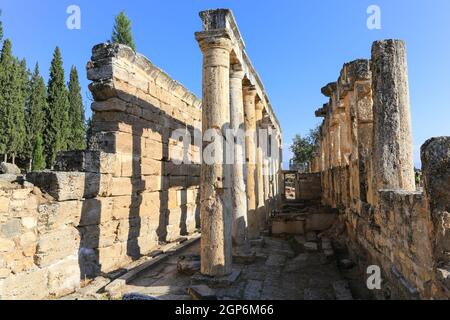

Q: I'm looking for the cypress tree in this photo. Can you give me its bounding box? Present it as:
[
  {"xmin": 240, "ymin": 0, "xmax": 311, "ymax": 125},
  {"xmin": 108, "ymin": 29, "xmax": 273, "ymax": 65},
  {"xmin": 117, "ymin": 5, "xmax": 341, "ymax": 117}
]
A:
[
  {"xmin": 111, "ymin": 11, "xmax": 136, "ymax": 51},
  {"xmin": 0, "ymin": 10, "xmax": 3, "ymax": 44},
  {"xmin": 85, "ymin": 117, "xmax": 93, "ymax": 147},
  {"xmin": 9, "ymin": 58, "xmax": 28, "ymax": 164},
  {"xmin": 0, "ymin": 39, "xmax": 15, "ymax": 162},
  {"xmin": 44, "ymin": 47, "xmax": 69, "ymax": 167},
  {"xmin": 32, "ymin": 134, "xmax": 46, "ymax": 171},
  {"xmin": 25, "ymin": 63, "xmax": 47, "ymax": 170},
  {"xmin": 67, "ymin": 65, "xmax": 86, "ymax": 150}
]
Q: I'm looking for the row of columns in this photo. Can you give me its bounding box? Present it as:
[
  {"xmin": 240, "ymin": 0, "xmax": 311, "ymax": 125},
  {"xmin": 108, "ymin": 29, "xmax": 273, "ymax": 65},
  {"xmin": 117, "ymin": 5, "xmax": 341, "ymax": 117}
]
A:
[
  {"xmin": 196, "ymin": 30, "xmax": 281, "ymax": 277},
  {"xmin": 316, "ymin": 39, "xmax": 415, "ymax": 209}
]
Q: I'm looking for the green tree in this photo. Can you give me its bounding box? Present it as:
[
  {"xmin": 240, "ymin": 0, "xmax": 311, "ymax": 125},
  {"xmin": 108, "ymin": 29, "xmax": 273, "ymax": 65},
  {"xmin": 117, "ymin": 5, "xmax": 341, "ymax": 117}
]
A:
[
  {"xmin": 0, "ymin": 10, "xmax": 3, "ymax": 43},
  {"xmin": 0, "ymin": 39, "xmax": 14, "ymax": 161},
  {"xmin": 9, "ymin": 58, "xmax": 28, "ymax": 164},
  {"xmin": 44, "ymin": 47, "xmax": 69, "ymax": 167},
  {"xmin": 85, "ymin": 117, "xmax": 93, "ymax": 147},
  {"xmin": 111, "ymin": 11, "xmax": 136, "ymax": 51},
  {"xmin": 25, "ymin": 63, "xmax": 47, "ymax": 170},
  {"xmin": 67, "ymin": 66, "xmax": 86, "ymax": 150},
  {"xmin": 290, "ymin": 126, "xmax": 321, "ymax": 169},
  {"xmin": 0, "ymin": 39, "xmax": 26, "ymax": 164},
  {"xmin": 32, "ymin": 134, "xmax": 46, "ymax": 171}
]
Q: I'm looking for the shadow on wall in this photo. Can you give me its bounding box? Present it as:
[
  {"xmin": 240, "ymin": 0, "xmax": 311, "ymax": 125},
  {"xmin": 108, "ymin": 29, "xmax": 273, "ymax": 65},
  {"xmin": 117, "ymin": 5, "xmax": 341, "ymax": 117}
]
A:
[{"xmin": 77, "ymin": 89, "xmax": 201, "ymax": 279}]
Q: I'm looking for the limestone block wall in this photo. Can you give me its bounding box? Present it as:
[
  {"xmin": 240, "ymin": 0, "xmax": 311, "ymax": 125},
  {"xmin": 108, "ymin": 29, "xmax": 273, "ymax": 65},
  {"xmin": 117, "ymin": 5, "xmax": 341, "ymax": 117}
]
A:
[
  {"xmin": 85, "ymin": 43, "xmax": 202, "ymax": 253},
  {"xmin": 313, "ymin": 40, "xmax": 449, "ymax": 299},
  {"xmin": 0, "ymin": 182, "xmax": 80, "ymax": 299},
  {"xmin": 1, "ymin": 43, "xmax": 203, "ymax": 299},
  {"xmin": 295, "ymin": 173, "xmax": 322, "ymax": 201},
  {"xmin": 67, "ymin": 43, "xmax": 201, "ymax": 276}
]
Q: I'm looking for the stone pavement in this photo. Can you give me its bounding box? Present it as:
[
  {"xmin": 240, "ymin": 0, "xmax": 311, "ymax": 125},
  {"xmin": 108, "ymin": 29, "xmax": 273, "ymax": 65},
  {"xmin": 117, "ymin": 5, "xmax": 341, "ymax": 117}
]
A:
[{"xmin": 112, "ymin": 232, "xmax": 364, "ymax": 300}]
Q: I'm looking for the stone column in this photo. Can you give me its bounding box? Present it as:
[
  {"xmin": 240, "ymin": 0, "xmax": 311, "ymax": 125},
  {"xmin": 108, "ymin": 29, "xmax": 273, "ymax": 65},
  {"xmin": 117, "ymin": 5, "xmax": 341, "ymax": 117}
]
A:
[
  {"xmin": 371, "ymin": 39, "xmax": 415, "ymax": 192},
  {"xmin": 421, "ymin": 137, "xmax": 450, "ymax": 296},
  {"xmin": 263, "ymin": 127, "xmax": 271, "ymax": 219},
  {"xmin": 255, "ymin": 100, "xmax": 266, "ymax": 230},
  {"xmin": 355, "ymin": 80, "xmax": 373, "ymax": 204},
  {"xmin": 195, "ymin": 31, "xmax": 233, "ymax": 276},
  {"xmin": 278, "ymin": 134, "xmax": 284, "ymax": 204},
  {"xmin": 243, "ymin": 85, "xmax": 259, "ymax": 239},
  {"xmin": 229, "ymin": 68, "xmax": 248, "ymax": 247}
]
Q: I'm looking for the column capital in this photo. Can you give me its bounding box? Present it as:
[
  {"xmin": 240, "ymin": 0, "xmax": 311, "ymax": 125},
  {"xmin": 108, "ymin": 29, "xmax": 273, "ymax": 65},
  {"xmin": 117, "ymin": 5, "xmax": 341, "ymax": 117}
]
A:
[
  {"xmin": 255, "ymin": 99, "xmax": 264, "ymax": 111},
  {"xmin": 243, "ymin": 85, "xmax": 257, "ymax": 99},
  {"xmin": 195, "ymin": 30, "xmax": 233, "ymax": 53},
  {"xmin": 230, "ymin": 69, "xmax": 245, "ymax": 80}
]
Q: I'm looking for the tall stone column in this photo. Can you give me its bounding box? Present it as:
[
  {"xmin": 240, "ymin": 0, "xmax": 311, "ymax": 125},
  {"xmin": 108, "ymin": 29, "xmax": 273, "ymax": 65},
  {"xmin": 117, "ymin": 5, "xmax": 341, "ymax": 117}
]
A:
[
  {"xmin": 264, "ymin": 127, "xmax": 272, "ymax": 216},
  {"xmin": 229, "ymin": 68, "xmax": 248, "ymax": 247},
  {"xmin": 195, "ymin": 31, "xmax": 233, "ymax": 276},
  {"xmin": 255, "ymin": 101, "xmax": 266, "ymax": 230},
  {"xmin": 243, "ymin": 85, "xmax": 259, "ymax": 239},
  {"xmin": 421, "ymin": 137, "xmax": 450, "ymax": 296},
  {"xmin": 371, "ymin": 39, "xmax": 415, "ymax": 192}
]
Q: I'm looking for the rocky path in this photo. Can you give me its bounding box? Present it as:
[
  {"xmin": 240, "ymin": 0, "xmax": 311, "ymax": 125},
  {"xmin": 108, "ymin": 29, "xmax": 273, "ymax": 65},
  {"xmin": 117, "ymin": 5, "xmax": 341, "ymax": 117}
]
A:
[{"xmin": 112, "ymin": 232, "xmax": 356, "ymax": 300}]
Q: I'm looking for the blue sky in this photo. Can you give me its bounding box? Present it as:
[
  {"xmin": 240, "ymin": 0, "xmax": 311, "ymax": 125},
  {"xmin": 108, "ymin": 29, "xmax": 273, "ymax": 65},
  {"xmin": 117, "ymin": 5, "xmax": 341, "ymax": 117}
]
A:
[{"xmin": 1, "ymin": 0, "xmax": 449, "ymax": 169}]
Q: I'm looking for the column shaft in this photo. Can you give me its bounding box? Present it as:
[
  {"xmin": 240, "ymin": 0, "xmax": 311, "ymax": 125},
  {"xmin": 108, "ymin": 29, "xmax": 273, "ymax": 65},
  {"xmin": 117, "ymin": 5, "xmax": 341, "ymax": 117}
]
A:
[
  {"xmin": 196, "ymin": 32, "xmax": 233, "ymax": 276},
  {"xmin": 371, "ymin": 39, "xmax": 415, "ymax": 191},
  {"xmin": 229, "ymin": 69, "xmax": 248, "ymax": 247},
  {"xmin": 255, "ymin": 101, "xmax": 266, "ymax": 230},
  {"xmin": 243, "ymin": 86, "xmax": 259, "ymax": 239}
]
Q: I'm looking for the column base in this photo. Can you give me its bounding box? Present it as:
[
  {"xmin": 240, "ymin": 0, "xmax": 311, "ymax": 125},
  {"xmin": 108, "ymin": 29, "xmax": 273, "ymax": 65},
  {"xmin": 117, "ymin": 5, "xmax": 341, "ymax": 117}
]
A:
[{"xmin": 192, "ymin": 268, "xmax": 242, "ymax": 288}]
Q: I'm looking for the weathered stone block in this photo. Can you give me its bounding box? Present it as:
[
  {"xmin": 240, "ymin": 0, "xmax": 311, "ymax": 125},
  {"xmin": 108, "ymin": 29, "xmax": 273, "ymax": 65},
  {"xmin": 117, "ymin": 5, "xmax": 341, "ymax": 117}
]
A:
[
  {"xmin": 108, "ymin": 177, "xmax": 134, "ymax": 196},
  {"xmin": 0, "ymin": 268, "xmax": 49, "ymax": 300},
  {"xmin": 12, "ymin": 187, "xmax": 32, "ymax": 200},
  {"xmin": 78, "ymin": 220, "xmax": 118, "ymax": 249},
  {"xmin": 0, "ymin": 238, "xmax": 15, "ymax": 252},
  {"xmin": 35, "ymin": 228, "xmax": 80, "ymax": 267},
  {"xmin": 137, "ymin": 234, "xmax": 158, "ymax": 254},
  {"xmin": 0, "ymin": 196, "xmax": 9, "ymax": 213},
  {"xmin": 37, "ymin": 201, "xmax": 83, "ymax": 232},
  {"xmin": 141, "ymin": 158, "xmax": 162, "ymax": 176},
  {"xmin": 0, "ymin": 162, "xmax": 21, "ymax": 175},
  {"xmin": 27, "ymin": 171, "xmax": 107, "ymax": 201},
  {"xmin": 47, "ymin": 255, "xmax": 80, "ymax": 297},
  {"xmin": 0, "ymin": 219, "xmax": 22, "ymax": 238},
  {"xmin": 54, "ymin": 150, "xmax": 120, "ymax": 175},
  {"xmin": 19, "ymin": 231, "xmax": 36, "ymax": 247},
  {"xmin": 78, "ymin": 197, "xmax": 113, "ymax": 226},
  {"xmin": 21, "ymin": 216, "xmax": 37, "ymax": 229},
  {"xmin": 97, "ymin": 242, "xmax": 126, "ymax": 272}
]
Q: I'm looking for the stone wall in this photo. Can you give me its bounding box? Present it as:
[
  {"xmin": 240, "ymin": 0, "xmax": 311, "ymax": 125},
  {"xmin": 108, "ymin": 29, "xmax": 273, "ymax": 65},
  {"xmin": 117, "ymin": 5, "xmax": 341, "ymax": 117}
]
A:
[
  {"xmin": 0, "ymin": 181, "xmax": 80, "ymax": 299},
  {"xmin": 0, "ymin": 43, "xmax": 203, "ymax": 299},
  {"xmin": 295, "ymin": 173, "xmax": 322, "ymax": 201},
  {"xmin": 313, "ymin": 40, "xmax": 449, "ymax": 299}
]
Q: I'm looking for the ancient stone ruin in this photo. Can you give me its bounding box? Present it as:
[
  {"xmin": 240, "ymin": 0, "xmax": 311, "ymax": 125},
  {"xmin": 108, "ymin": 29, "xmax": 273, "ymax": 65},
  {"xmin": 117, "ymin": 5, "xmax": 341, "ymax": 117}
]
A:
[
  {"xmin": 0, "ymin": 9, "xmax": 448, "ymax": 300},
  {"xmin": 308, "ymin": 39, "xmax": 450, "ymax": 299}
]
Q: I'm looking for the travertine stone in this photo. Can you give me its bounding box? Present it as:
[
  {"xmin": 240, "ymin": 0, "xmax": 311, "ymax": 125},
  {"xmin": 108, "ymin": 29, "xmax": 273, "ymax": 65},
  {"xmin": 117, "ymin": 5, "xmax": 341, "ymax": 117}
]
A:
[
  {"xmin": 243, "ymin": 85, "xmax": 258, "ymax": 239},
  {"xmin": 309, "ymin": 38, "xmax": 448, "ymax": 299},
  {"xmin": 371, "ymin": 39, "xmax": 415, "ymax": 191},
  {"xmin": 421, "ymin": 137, "xmax": 450, "ymax": 292},
  {"xmin": 229, "ymin": 69, "xmax": 248, "ymax": 247},
  {"xmin": 255, "ymin": 101, "xmax": 266, "ymax": 230},
  {"xmin": 196, "ymin": 30, "xmax": 233, "ymax": 276}
]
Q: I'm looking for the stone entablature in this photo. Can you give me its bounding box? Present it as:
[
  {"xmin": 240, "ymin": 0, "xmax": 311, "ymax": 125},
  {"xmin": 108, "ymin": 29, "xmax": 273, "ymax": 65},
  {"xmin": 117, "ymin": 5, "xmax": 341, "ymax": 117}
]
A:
[{"xmin": 198, "ymin": 9, "xmax": 281, "ymax": 134}]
